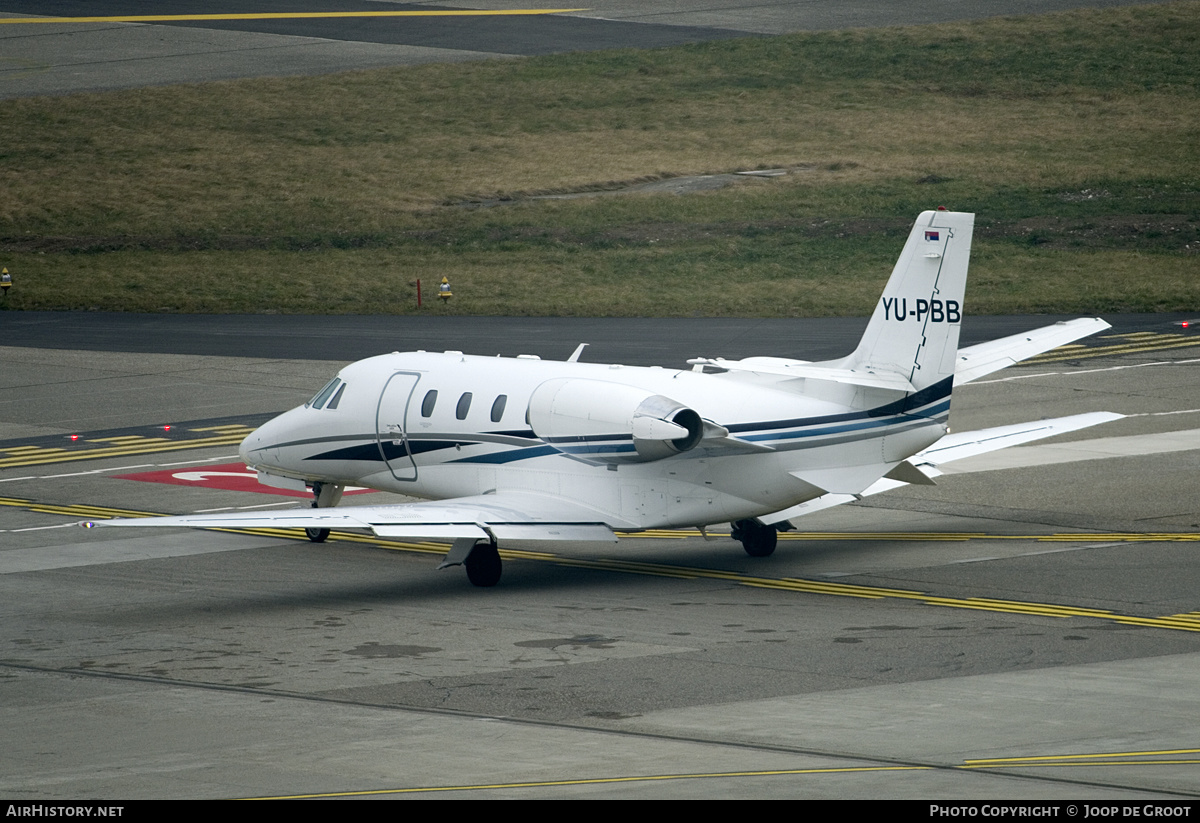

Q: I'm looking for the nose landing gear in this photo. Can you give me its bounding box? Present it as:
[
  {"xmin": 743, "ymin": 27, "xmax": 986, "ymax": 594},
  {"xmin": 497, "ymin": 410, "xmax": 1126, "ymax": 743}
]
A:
[
  {"xmin": 304, "ymin": 481, "xmax": 344, "ymax": 543},
  {"xmin": 305, "ymin": 503, "xmax": 330, "ymax": 543}
]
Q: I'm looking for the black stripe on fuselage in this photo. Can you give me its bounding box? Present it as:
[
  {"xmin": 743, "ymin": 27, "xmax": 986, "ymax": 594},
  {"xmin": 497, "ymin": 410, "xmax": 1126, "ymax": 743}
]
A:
[
  {"xmin": 277, "ymin": 379, "xmax": 953, "ymax": 464},
  {"xmin": 724, "ymin": 376, "xmax": 952, "ymax": 434}
]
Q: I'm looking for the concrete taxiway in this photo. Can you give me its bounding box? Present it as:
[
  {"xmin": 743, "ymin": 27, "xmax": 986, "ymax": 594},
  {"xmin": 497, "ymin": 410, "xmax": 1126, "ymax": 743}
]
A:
[
  {"xmin": 3, "ymin": 0, "xmax": 1198, "ymax": 802},
  {"xmin": 2, "ymin": 317, "xmax": 1200, "ymax": 799}
]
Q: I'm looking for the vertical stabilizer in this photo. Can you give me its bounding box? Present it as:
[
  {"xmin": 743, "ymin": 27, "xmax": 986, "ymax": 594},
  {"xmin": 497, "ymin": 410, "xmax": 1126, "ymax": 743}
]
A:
[{"xmin": 839, "ymin": 210, "xmax": 973, "ymax": 391}]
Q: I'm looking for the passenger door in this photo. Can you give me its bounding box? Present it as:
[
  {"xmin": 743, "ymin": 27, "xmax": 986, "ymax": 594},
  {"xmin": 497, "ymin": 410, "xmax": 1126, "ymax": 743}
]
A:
[{"xmin": 376, "ymin": 372, "xmax": 421, "ymax": 482}]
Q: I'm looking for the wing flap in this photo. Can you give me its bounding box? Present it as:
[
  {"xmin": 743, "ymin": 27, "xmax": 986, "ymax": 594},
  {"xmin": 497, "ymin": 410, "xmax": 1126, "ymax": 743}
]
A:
[
  {"xmin": 373, "ymin": 524, "xmax": 490, "ymax": 540},
  {"xmin": 489, "ymin": 524, "xmax": 617, "ymax": 542},
  {"xmin": 371, "ymin": 523, "xmax": 618, "ymax": 542}
]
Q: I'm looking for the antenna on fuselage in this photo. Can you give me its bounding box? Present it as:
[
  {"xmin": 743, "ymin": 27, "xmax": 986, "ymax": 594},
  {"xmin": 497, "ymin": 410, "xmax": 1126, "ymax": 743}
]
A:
[{"xmin": 567, "ymin": 343, "xmax": 589, "ymax": 362}]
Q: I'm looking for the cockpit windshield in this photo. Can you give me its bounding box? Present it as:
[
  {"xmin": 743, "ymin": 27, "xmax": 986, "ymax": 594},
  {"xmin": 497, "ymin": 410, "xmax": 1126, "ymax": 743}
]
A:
[{"xmin": 307, "ymin": 378, "xmax": 341, "ymax": 409}]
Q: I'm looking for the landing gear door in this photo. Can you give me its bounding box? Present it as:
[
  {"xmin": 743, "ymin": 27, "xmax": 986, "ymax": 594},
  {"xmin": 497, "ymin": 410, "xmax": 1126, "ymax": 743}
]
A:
[{"xmin": 376, "ymin": 371, "xmax": 421, "ymax": 482}]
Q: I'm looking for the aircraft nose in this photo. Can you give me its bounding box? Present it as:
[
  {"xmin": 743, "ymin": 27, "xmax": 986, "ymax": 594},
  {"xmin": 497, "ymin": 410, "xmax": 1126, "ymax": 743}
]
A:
[
  {"xmin": 238, "ymin": 427, "xmax": 265, "ymax": 466},
  {"xmin": 239, "ymin": 407, "xmax": 302, "ymax": 468}
]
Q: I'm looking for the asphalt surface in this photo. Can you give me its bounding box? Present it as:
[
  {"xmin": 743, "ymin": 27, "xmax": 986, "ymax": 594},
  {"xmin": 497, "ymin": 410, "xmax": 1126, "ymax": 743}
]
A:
[
  {"xmin": 7, "ymin": 309, "xmax": 1197, "ymax": 364},
  {"xmin": 3, "ymin": 0, "xmax": 1199, "ymax": 803},
  {"xmin": 3, "ymin": 0, "xmax": 757, "ymax": 54},
  {"xmin": 4, "ymin": 317, "xmax": 1200, "ymax": 799},
  {"xmin": 0, "ymin": 0, "xmax": 1172, "ymax": 97}
]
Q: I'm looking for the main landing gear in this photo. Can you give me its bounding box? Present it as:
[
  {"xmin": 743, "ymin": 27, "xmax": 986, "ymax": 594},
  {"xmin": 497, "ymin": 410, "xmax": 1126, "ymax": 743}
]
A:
[
  {"xmin": 440, "ymin": 537, "xmax": 503, "ymax": 587},
  {"xmin": 304, "ymin": 481, "xmax": 344, "ymax": 543},
  {"xmin": 731, "ymin": 519, "xmax": 778, "ymax": 557},
  {"xmin": 464, "ymin": 541, "xmax": 502, "ymax": 588}
]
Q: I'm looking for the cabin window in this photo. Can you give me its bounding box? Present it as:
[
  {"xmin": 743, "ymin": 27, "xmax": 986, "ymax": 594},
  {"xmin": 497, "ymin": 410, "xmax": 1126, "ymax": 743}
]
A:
[
  {"xmin": 456, "ymin": 392, "xmax": 473, "ymax": 420},
  {"xmin": 421, "ymin": 389, "xmax": 438, "ymax": 417},
  {"xmin": 308, "ymin": 378, "xmax": 341, "ymax": 410},
  {"xmin": 326, "ymin": 383, "xmax": 347, "ymax": 410},
  {"xmin": 490, "ymin": 394, "xmax": 507, "ymax": 423}
]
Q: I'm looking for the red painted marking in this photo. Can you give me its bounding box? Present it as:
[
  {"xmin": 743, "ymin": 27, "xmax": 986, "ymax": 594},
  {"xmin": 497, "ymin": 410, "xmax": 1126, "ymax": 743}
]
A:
[{"xmin": 113, "ymin": 462, "xmax": 372, "ymax": 497}]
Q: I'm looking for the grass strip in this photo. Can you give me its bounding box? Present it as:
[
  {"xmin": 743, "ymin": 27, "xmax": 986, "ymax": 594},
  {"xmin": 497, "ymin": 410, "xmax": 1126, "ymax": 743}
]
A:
[{"xmin": 1, "ymin": 1, "xmax": 1196, "ymax": 316}]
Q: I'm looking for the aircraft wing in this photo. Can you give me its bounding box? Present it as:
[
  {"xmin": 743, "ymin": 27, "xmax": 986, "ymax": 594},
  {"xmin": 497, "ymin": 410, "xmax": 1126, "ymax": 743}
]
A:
[
  {"xmin": 760, "ymin": 411, "xmax": 1123, "ymax": 525},
  {"xmin": 954, "ymin": 317, "xmax": 1110, "ymax": 385},
  {"xmin": 89, "ymin": 414, "xmax": 1122, "ymax": 540},
  {"xmin": 88, "ymin": 491, "xmax": 621, "ymax": 543}
]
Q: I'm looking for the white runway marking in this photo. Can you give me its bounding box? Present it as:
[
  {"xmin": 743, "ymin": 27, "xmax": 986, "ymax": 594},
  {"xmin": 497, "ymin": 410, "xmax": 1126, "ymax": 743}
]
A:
[
  {"xmin": 0, "ymin": 531, "xmax": 276, "ymax": 574},
  {"xmin": 2, "ymin": 454, "xmax": 239, "ymax": 483},
  {"xmin": 972, "ymin": 357, "xmax": 1200, "ymax": 384},
  {"xmin": 941, "ymin": 428, "xmax": 1200, "ymax": 474}
]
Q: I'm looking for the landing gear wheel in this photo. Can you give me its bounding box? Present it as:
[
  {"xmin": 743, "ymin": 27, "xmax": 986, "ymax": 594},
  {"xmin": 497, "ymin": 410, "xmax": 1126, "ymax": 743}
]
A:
[
  {"xmin": 731, "ymin": 519, "xmax": 777, "ymax": 557},
  {"xmin": 464, "ymin": 541, "xmax": 502, "ymax": 587},
  {"xmin": 306, "ymin": 499, "xmax": 330, "ymax": 543}
]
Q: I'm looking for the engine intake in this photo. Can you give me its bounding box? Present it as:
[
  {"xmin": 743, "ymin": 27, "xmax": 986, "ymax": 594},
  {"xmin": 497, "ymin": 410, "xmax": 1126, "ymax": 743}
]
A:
[{"xmin": 528, "ymin": 378, "xmax": 703, "ymax": 463}]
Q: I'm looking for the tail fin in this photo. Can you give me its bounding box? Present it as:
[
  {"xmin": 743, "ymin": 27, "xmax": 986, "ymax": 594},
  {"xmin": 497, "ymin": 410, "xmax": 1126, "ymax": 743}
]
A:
[{"xmin": 838, "ymin": 210, "xmax": 974, "ymax": 391}]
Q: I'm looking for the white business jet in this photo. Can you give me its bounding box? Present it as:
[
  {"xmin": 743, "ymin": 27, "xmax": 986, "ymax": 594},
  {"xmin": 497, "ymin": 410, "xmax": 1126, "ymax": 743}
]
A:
[{"xmin": 93, "ymin": 210, "xmax": 1119, "ymax": 586}]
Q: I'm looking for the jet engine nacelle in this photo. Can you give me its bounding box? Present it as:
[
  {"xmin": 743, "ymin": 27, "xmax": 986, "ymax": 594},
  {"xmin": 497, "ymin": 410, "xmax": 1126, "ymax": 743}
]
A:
[{"xmin": 528, "ymin": 378, "xmax": 703, "ymax": 463}]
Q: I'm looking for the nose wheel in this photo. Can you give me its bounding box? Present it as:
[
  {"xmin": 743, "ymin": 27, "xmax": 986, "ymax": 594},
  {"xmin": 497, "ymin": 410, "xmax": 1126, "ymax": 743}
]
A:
[
  {"xmin": 305, "ymin": 500, "xmax": 330, "ymax": 543},
  {"xmin": 304, "ymin": 481, "xmax": 343, "ymax": 543}
]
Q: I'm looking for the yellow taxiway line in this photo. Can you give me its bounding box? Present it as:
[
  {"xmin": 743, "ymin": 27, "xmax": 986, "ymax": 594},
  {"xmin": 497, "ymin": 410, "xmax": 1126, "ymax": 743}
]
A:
[
  {"xmin": 248, "ymin": 746, "xmax": 1200, "ymax": 798},
  {"xmin": 966, "ymin": 747, "xmax": 1200, "ymax": 766},
  {"xmin": 0, "ymin": 425, "xmax": 253, "ymax": 470},
  {"xmin": 8, "ymin": 496, "xmax": 1200, "ymax": 634},
  {"xmin": 247, "ymin": 765, "xmax": 927, "ymax": 799},
  {"xmin": 1026, "ymin": 332, "xmax": 1200, "ymax": 364},
  {"xmin": 0, "ymin": 10, "xmax": 587, "ymax": 24}
]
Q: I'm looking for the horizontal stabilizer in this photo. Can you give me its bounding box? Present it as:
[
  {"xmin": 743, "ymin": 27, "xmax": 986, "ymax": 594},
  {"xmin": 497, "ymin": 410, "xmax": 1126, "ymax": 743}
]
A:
[
  {"xmin": 955, "ymin": 318, "xmax": 1110, "ymax": 384},
  {"xmin": 690, "ymin": 357, "xmax": 916, "ymax": 393}
]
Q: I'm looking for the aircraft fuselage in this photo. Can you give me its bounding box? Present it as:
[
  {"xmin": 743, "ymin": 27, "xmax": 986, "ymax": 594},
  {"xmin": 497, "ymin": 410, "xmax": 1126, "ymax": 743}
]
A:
[{"xmin": 239, "ymin": 350, "xmax": 949, "ymax": 531}]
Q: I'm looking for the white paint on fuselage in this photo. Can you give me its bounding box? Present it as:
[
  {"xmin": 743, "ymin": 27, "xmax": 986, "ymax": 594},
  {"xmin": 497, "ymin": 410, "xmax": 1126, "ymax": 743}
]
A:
[{"xmin": 239, "ymin": 351, "xmax": 946, "ymax": 530}]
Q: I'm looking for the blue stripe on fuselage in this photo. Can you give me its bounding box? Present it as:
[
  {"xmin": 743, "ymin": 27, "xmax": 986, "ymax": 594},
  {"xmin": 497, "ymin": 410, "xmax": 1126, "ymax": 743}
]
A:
[
  {"xmin": 724, "ymin": 376, "xmax": 952, "ymax": 434},
  {"xmin": 292, "ymin": 377, "xmax": 952, "ymax": 467},
  {"xmin": 452, "ymin": 445, "xmax": 561, "ymax": 464}
]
